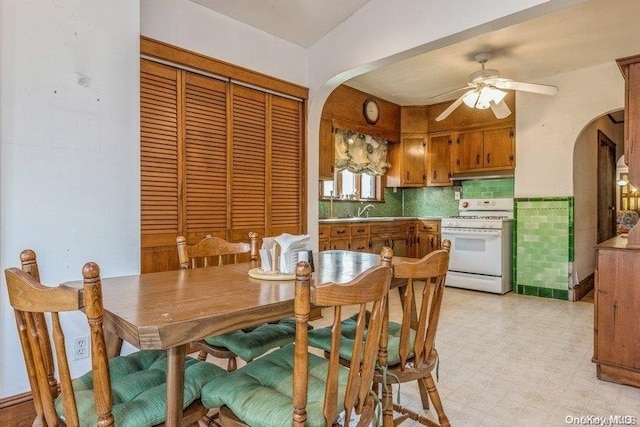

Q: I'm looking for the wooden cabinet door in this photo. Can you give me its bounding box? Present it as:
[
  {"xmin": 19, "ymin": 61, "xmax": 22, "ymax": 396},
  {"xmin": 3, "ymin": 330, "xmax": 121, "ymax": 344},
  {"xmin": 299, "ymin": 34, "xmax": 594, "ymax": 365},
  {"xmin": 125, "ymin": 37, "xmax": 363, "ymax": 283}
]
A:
[
  {"xmin": 351, "ymin": 237, "xmax": 370, "ymax": 252},
  {"xmin": 370, "ymin": 234, "xmax": 390, "ymax": 255},
  {"xmin": 331, "ymin": 238, "xmax": 351, "ymax": 250},
  {"xmin": 483, "ymin": 127, "xmax": 514, "ymax": 170},
  {"xmin": 454, "ymin": 131, "xmax": 483, "ymax": 172},
  {"xmin": 390, "ymin": 235, "xmax": 408, "ymax": 257},
  {"xmin": 319, "ymin": 115, "xmax": 334, "ymax": 180},
  {"xmin": 401, "ymin": 136, "xmax": 426, "ymax": 186},
  {"xmin": 319, "ymin": 239, "xmax": 331, "ymax": 251},
  {"xmin": 417, "ymin": 232, "xmax": 440, "ymax": 258},
  {"xmin": 427, "ymin": 134, "xmax": 452, "ymax": 186}
]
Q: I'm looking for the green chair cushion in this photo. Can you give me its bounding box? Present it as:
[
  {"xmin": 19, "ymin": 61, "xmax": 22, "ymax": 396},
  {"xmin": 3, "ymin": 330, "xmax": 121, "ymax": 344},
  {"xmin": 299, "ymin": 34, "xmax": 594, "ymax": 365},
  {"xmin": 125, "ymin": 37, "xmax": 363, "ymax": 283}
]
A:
[
  {"xmin": 204, "ymin": 318, "xmax": 299, "ymax": 362},
  {"xmin": 54, "ymin": 350, "xmax": 226, "ymax": 427},
  {"xmin": 308, "ymin": 314, "xmax": 414, "ymax": 366},
  {"xmin": 201, "ymin": 343, "xmax": 349, "ymax": 427}
]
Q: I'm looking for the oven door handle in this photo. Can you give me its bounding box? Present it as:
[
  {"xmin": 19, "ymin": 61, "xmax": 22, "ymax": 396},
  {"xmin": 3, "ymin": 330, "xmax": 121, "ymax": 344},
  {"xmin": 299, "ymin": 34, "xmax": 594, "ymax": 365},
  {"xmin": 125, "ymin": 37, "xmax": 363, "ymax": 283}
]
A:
[{"xmin": 441, "ymin": 229, "xmax": 502, "ymax": 237}]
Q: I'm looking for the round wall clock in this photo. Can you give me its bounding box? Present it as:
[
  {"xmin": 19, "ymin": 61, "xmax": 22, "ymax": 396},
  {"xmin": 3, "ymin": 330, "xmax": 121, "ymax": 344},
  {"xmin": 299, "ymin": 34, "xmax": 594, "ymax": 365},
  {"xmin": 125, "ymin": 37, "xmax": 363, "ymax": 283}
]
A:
[{"xmin": 363, "ymin": 98, "xmax": 380, "ymax": 124}]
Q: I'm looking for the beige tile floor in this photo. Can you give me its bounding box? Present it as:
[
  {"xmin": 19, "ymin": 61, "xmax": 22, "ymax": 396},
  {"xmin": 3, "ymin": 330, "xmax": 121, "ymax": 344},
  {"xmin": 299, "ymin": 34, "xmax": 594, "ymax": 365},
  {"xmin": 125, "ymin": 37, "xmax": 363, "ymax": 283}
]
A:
[{"xmin": 202, "ymin": 285, "xmax": 640, "ymax": 427}]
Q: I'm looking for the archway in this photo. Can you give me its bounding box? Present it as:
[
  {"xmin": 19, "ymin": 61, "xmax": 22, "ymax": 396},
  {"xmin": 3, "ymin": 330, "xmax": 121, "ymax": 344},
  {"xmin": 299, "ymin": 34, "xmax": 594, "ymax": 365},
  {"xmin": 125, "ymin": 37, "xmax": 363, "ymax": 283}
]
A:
[{"xmin": 572, "ymin": 110, "xmax": 624, "ymax": 301}]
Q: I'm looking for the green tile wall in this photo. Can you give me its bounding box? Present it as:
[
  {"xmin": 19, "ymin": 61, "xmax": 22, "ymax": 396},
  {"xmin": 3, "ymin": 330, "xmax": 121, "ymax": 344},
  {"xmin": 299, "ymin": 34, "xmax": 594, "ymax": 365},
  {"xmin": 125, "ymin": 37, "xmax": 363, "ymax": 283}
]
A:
[
  {"xmin": 402, "ymin": 187, "xmax": 459, "ymax": 217},
  {"xmin": 514, "ymin": 197, "xmax": 574, "ymax": 300},
  {"xmin": 319, "ymin": 188, "xmax": 403, "ymax": 219},
  {"xmin": 462, "ymin": 178, "xmax": 514, "ymax": 198},
  {"xmin": 318, "ymin": 178, "xmax": 514, "ymax": 219}
]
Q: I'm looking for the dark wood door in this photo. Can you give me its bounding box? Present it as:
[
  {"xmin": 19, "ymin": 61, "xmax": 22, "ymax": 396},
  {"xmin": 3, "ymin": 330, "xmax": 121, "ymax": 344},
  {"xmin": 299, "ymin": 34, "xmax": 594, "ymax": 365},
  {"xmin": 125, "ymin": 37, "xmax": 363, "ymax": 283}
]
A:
[{"xmin": 597, "ymin": 130, "xmax": 617, "ymax": 243}]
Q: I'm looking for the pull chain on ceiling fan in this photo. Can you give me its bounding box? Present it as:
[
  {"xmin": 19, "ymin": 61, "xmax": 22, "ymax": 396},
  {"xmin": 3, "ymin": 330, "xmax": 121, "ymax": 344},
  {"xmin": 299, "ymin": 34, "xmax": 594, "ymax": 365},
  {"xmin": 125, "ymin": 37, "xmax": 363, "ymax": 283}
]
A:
[{"xmin": 432, "ymin": 52, "xmax": 559, "ymax": 122}]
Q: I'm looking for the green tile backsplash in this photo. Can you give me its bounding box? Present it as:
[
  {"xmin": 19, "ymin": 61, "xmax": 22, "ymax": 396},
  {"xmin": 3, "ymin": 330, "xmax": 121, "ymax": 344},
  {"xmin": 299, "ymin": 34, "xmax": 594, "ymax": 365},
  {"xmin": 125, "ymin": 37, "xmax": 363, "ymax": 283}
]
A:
[
  {"xmin": 318, "ymin": 178, "xmax": 514, "ymax": 219},
  {"xmin": 462, "ymin": 178, "xmax": 514, "ymax": 198},
  {"xmin": 514, "ymin": 197, "xmax": 573, "ymax": 300}
]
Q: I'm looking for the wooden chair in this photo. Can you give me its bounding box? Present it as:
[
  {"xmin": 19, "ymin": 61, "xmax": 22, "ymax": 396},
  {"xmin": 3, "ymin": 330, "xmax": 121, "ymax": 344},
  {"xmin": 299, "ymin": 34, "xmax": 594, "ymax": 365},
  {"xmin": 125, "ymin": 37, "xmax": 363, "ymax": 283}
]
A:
[
  {"xmin": 177, "ymin": 232, "xmax": 297, "ymax": 371},
  {"xmin": 308, "ymin": 241, "xmax": 452, "ymax": 426},
  {"xmin": 6, "ymin": 249, "xmax": 226, "ymax": 427},
  {"xmin": 199, "ymin": 247, "xmax": 394, "ymax": 427}
]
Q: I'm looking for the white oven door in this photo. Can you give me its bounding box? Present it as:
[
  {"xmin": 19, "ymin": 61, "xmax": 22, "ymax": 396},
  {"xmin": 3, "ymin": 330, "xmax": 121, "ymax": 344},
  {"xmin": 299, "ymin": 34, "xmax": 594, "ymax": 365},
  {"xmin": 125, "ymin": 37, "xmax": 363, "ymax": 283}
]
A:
[{"xmin": 441, "ymin": 228, "xmax": 503, "ymax": 276}]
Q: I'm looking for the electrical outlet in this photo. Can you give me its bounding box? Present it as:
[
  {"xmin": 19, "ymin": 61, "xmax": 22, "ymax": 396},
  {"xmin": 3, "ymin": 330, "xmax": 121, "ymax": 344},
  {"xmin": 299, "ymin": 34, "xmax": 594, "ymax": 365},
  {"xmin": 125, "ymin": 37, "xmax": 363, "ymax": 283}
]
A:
[
  {"xmin": 454, "ymin": 191, "xmax": 461, "ymax": 200},
  {"xmin": 73, "ymin": 336, "xmax": 89, "ymax": 360}
]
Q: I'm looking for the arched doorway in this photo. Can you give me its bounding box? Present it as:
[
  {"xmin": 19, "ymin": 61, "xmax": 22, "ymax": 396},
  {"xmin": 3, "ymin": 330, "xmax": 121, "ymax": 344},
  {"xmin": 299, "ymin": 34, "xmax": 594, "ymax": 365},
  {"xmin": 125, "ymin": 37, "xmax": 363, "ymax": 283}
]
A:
[{"xmin": 572, "ymin": 110, "xmax": 624, "ymax": 301}]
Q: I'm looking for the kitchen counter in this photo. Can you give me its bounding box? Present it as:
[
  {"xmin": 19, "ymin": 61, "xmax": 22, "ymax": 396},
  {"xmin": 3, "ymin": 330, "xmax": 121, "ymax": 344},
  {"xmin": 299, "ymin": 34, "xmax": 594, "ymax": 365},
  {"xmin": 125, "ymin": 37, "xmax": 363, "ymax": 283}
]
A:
[{"xmin": 319, "ymin": 216, "xmax": 441, "ymax": 224}]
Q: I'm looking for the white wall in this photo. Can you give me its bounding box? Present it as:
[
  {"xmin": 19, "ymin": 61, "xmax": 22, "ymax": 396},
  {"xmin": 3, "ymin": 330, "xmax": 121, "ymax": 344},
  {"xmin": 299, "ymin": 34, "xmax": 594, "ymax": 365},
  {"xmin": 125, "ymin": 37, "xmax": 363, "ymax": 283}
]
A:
[
  {"xmin": 515, "ymin": 62, "xmax": 624, "ymax": 197},
  {"xmin": 0, "ymin": 0, "xmax": 140, "ymax": 397},
  {"xmin": 140, "ymin": 0, "xmax": 308, "ymax": 87}
]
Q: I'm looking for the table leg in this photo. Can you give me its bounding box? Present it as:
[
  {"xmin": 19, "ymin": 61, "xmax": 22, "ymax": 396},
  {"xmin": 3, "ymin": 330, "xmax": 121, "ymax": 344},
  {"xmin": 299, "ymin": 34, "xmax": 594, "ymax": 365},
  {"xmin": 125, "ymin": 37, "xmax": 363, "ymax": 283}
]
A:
[{"xmin": 166, "ymin": 344, "xmax": 186, "ymax": 427}]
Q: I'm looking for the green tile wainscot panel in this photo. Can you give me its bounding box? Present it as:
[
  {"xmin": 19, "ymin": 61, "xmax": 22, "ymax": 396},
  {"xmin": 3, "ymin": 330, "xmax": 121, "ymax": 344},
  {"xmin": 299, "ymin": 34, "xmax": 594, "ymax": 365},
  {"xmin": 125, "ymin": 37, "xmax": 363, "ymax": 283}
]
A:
[{"xmin": 514, "ymin": 197, "xmax": 574, "ymax": 300}]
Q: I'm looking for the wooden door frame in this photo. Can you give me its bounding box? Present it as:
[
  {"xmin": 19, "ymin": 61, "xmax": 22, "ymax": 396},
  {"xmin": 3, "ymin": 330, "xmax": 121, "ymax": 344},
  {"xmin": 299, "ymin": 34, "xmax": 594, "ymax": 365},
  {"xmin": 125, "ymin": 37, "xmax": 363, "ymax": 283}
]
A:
[{"xmin": 597, "ymin": 130, "xmax": 617, "ymax": 243}]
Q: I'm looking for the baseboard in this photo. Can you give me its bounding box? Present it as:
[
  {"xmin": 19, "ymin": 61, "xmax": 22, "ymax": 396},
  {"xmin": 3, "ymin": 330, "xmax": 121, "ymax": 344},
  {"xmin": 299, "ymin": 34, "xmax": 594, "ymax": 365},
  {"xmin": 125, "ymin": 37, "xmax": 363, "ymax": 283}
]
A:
[
  {"xmin": 574, "ymin": 273, "xmax": 594, "ymax": 301},
  {"xmin": 0, "ymin": 391, "xmax": 36, "ymax": 426}
]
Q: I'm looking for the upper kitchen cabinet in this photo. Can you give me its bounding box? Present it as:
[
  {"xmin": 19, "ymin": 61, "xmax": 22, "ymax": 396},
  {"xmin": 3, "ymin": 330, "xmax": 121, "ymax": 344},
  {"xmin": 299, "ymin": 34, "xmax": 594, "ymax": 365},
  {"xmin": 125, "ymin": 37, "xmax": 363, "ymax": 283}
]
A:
[
  {"xmin": 386, "ymin": 106, "xmax": 430, "ymax": 188},
  {"xmin": 386, "ymin": 135, "xmax": 426, "ymax": 187},
  {"xmin": 428, "ymin": 91, "xmax": 516, "ymax": 177},
  {"xmin": 452, "ymin": 126, "xmax": 515, "ymax": 173},
  {"xmin": 427, "ymin": 133, "xmax": 453, "ymax": 186}
]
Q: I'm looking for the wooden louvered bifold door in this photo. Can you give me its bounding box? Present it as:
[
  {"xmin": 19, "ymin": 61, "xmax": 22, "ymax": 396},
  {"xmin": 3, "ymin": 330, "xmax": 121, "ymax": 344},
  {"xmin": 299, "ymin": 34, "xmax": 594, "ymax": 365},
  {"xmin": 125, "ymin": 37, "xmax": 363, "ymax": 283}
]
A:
[
  {"xmin": 140, "ymin": 57, "xmax": 306, "ymax": 273},
  {"xmin": 140, "ymin": 59, "xmax": 181, "ymax": 272},
  {"xmin": 270, "ymin": 95, "xmax": 304, "ymax": 236},
  {"xmin": 230, "ymin": 85, "xmax": 267, "ymax": 242},
  {"xmin": 184, "ymin": 73, "xmax": 228, "ymax": 243}
]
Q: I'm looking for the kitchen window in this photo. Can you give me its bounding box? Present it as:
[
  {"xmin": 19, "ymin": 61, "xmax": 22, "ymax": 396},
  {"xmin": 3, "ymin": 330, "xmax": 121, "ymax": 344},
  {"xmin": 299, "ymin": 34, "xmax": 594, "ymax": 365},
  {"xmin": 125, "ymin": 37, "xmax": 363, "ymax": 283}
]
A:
[{"xmin": 320, "ymin": 170, "xmax": 382, "ymax": 201}]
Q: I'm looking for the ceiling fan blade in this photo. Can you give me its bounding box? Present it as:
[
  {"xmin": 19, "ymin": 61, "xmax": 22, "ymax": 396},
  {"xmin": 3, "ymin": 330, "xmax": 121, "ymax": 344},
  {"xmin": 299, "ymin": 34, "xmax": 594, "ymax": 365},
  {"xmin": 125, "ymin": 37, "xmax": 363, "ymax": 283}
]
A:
[
  {"xmin": 427, "ymin": 85, "xmax": 472, "ymax": 101},
  {"xmin": 495, "ymin": 80, "xmax": 559, "ymax": 96},
  {"xmin": 435, "ymin": 89, "xmax": 476, "ymax": 122},
  {"xmin": 490, "ymin": 99, "xmax": 512, "ymax": 119}
]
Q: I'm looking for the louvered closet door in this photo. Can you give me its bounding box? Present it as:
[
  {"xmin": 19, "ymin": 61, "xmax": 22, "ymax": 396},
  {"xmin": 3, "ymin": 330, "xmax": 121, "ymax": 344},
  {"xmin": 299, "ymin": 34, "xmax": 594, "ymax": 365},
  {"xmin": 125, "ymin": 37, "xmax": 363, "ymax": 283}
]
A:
[
  {"xmin": 140, "ymin": 59, "xmax": 180, "ymax": 272},
  {"xmin": 184, "ymin": 72, "xmax": 228, "ymax": 243},
  {"xmin": 270, "ymin": 95, "xmax": 304, "ymax": 236},
  {"xmin": 230, "ymin": 85, "xmax": 267, "ymax": 241}
]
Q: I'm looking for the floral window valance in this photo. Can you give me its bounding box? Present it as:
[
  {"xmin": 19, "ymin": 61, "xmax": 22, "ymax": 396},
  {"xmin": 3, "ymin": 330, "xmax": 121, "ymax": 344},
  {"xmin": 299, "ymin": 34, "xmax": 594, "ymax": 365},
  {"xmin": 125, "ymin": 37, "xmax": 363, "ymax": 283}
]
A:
[{"xmin": 334, "ymin": 128, "xmax": 391, "ymax": 176}]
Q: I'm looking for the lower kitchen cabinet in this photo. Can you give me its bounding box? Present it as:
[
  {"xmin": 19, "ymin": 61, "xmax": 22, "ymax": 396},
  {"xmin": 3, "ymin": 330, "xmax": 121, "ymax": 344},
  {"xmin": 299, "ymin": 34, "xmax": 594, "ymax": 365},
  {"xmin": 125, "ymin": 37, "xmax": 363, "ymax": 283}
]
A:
[
  {"xmin": 416, "ymin": 220, "xmax": 441, "ymax": 258},
  {"xmin": 318, "ymin": 219, "xmax": 440, "ymax": 258},
  {"xmin": 593, "ymin": 236, "xmax": 640, "ymax": 388}
]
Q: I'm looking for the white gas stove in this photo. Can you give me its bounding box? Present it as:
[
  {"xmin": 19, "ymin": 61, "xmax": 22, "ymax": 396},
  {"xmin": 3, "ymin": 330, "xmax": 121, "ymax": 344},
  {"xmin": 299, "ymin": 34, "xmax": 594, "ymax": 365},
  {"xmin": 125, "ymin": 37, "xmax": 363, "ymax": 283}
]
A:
[{"xmin": 441, "ymin": 198, "xmax": 514, "ymax": 294}]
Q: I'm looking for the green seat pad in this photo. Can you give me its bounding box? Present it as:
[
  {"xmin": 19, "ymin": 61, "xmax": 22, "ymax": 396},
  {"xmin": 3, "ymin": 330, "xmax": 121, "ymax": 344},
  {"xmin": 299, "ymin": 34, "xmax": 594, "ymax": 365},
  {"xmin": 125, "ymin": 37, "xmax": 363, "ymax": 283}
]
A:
[
  {"xmin": 55, "ymin": 350, "xmax": 226, "ymax": 427},
  {"xmin": 308, "ymin": 314, "xmax": 414, "ymax": 366},
  {"xmin": 201, "ymin": 343, "xmax": 349, "ymax": 427},
  {"xmin": 203, "ymin": 318, "xmax": 299, "ymax": 362}
]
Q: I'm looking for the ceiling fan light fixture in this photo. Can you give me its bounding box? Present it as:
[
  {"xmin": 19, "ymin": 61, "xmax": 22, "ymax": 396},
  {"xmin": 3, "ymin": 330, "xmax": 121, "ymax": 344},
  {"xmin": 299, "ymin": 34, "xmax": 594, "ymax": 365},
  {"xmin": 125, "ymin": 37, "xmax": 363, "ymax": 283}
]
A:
[
  {"xmin": 462, "ymin": 90, "xmax": 479, "ymax": 108},
  {"xmin": 462, "ymin": 87, "xmax": 506, "ymax": 110}
]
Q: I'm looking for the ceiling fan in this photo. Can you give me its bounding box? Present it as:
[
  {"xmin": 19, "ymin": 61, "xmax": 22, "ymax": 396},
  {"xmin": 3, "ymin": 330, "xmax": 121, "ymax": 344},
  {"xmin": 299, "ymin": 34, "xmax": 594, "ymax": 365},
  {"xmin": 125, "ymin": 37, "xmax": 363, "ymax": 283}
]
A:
[{"xmin": 432, "ymin": 52, "xmax": 559, "ymax": 122}]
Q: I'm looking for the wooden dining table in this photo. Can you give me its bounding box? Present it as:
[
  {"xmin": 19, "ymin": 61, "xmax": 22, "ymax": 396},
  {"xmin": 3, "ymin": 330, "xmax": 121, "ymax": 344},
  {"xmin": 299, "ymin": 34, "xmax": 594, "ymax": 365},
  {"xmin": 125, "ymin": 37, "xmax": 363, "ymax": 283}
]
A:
[{"xmin": 62, "ymin": 250, "xmax": 411, "ymax": 427}]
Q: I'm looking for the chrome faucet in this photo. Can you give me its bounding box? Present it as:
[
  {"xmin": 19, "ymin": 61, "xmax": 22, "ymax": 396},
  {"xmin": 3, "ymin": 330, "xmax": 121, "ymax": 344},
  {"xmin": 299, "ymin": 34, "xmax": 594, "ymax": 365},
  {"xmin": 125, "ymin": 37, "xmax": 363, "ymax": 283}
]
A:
[{"xmin": 357, "ymin": 204, "xmax": 375, "ymax": 218}]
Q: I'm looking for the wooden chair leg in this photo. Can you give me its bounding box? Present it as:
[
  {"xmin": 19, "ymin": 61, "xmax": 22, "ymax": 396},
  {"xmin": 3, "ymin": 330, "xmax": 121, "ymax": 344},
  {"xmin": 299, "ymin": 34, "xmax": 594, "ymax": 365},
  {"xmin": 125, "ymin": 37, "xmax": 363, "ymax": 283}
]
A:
[
  {"xmin": 226, "ymin": 357, "xmax": 237, "ymax": 372},
  {"xmin": 422, "ymin": 375, "xmax": 449, "ymax": 427},
  {"xmin": 381, "ymin": 382, "xmax": 394, "ymax": 426},
  {"xmin": 198, "ymin": 350, "xmax": 208, "ymax": 361},
  {"xmin": 417, "ymin": 380, "xmax": 430, "ymax": 410}
]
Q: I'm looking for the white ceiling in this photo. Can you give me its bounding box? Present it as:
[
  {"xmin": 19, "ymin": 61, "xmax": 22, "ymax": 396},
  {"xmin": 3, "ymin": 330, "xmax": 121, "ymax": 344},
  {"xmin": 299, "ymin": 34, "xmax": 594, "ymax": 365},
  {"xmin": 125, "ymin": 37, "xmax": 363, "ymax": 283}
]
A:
[
  {"xmin": 193, "ymin": 0, "xmax": 640, "ymax": 106},
  {"xmin": 191, "ymin": 0, "xmax": 373, "ymax": 48}
]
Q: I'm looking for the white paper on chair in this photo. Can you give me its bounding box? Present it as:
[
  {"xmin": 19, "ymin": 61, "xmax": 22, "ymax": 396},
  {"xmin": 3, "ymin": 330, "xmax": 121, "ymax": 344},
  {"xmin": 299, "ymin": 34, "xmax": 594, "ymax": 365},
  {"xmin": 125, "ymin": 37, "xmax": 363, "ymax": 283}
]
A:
[{"xmin": 274, "ymin": 233, "xmax": 310, "ymax": 274}]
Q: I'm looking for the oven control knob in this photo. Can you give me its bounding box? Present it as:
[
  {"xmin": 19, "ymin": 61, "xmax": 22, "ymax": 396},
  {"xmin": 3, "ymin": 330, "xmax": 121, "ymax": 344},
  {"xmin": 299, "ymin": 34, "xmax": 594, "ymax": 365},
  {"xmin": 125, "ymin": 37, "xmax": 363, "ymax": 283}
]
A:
[{"xmin": 461, "ymin": 201, "xmax": 469, "ymax": 208}]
